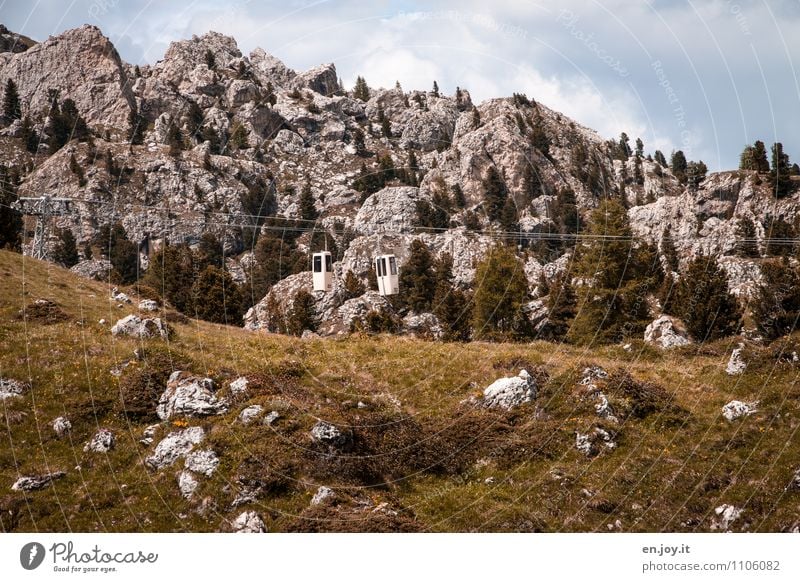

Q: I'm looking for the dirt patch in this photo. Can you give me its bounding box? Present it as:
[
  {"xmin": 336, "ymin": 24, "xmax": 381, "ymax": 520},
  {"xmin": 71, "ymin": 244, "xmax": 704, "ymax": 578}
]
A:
[{"xmin": 17, "ymin": 299, "xmax": 69, "ymax": 324}]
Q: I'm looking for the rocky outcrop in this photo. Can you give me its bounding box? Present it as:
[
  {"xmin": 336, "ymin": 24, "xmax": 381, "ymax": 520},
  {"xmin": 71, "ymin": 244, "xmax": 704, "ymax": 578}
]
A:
[
  {"xmin": 711, "ymin": 504, "xmax": 742, "ymax": 531},
  {"xmin": 722, "ymin": 400, "xmax": 757, "ymax": 421},
  {"xmin": 52, "ymin": 417, "xmax": 72, "ymax": 438},
  {"xmin": 238, "ymin": 405, "xmax": 263, "ymax": 424},
  {"xmin": 0, "ymin": 378, "xmax": 26, "ymax": 400},
  {"xmin": 145, "ymin": 426, "xmax": 205, "ymax": 470},
  {"xmin": 111, "ymin": 315, "xmax": 170, "ymax": 340},
  {"xmin": 184, "ymin": 449, "xmax": 219, "ymax": 476},
  {"xmin": 70, "ymin": 260, "xmax": 113, "ymax": 281},
  {"xmin": 83, "ymin": 429, "xmax": 115, "ymax": 453},
  {"xmin": 726, "ymin": 345, "xmax": 747, "ymax": 375},
  {"xmin": 11, "ymin": 472, "xmax": 66, "ymax": 492},
  {"xmin": 228, "ymin": 377, "xmax": 249, "ymax": 395},
  {"xmin": 156, "ymin": 372, "xmax": 228, "ymax": 420},
  {"xmin": 483, "ymin": 370, "xmax": 537, "ymax": 410},
  {"xmin": 231, "ymin": 510, "xmax": 266, "ymax": 533},
  {"xmin": 644, "ymin": 316, "xmax": 691, "ymax": 349},
  {"xmin": 0, "ymin": 25, "xmax": 135, "ymax": 129},
  {"xmin": 178, "ymin": 471, "xmax": 199, "ymax": 499},
  {"xmin": 354, "ymin": 186, "xmax": 421, "ymax": 235},
  {"xmin": 310, "ymin": 421, "xmax": 351, "ymax": 448},
  {"xmin": 575, "ymin": 427, "xmax": 616, "ymax": 457},
  {"xmin": 310, "ymin": 486, "xmax": 335, "ymax": 506},
  {"xmin": 292, "ymin": 63, "xmax": 340, "ymax": 96}
]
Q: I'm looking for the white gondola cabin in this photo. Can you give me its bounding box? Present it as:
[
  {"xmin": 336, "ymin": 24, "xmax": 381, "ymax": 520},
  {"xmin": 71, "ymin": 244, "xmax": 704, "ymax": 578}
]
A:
[
  {"xmin": 375, "ymin": 254, "xmax": 399, "ymax": 296},
  {"xmin": 312, "ymin": 251, "xmax": 333, "ymax": 292}
]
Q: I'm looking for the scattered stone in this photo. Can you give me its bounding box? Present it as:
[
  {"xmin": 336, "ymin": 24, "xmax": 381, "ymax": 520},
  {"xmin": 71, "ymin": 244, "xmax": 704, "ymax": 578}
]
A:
[
  {"xmin": 711, "ymin": 504, "xmax": 743, "ymax": 531},
  {"xmin": 229, "ymin": 377, "xmax": 249, "ymax": 396},
  {"xmin": 576, "ymin": 427, "xmax": 616, "ymax": 457},
  {"xmin": 0, "ymin": 378, "xmax": 26, "ymax": 400},
  {"xmin": 178, "ymin": 471, "xmax": 198, "ymax": 499},
  {"xmin": 70, "ymin": 259, "xmax": 112, "ymax": 281},
  {"xmin": 140, "ymin": 424, "xmax": 159, "ymax": 446},
  {"xmin": 111, "ymin": 314, "xmax": 170, "ymax": 340},
  {"xmin": 310, "ymin": 486, "xmax": 335, "ymax": 506},
  {"xmin": 156, "ymin": 372, "xmax": 228, "ymax": 420},
  {"xmin": 145, "ymin": 426, "xmax": 205, "ymax": 470},
  {"xmin": 184, "ymin": 449, "xmax": 219, "ymax": 477},
  {"xmin": 593, "ymin": 393, "xmax": 618, "ymax": 423},
  {"xmin": 110, "ymin": 287, "xmax": 132, "ymax": 303},
  {"xmin": 726, "ymin": 345, "xmax": 747, "ymax": 375},
  {"xmin": 138, "ymin": 299, "xmax": 159, "ymax": 312},
  {"xmin": 644, "ymin": 316, "xmax": 691, "ymax": 349},
  {"xmin": 483, "ymin": 370, "xmax": 537, "ymax": 410},
  {"xmin": 787, "ymin": 468, "xmax": 800, "ymax": 491},
  {"xmin": 52, "ymin": 416, "xmax": 72, "ymax": 438},
  {"xmin": 83, "ymin": 428, "xmax": 115, "ymax": 453},
  {"xmin": 263, "ymin": 411, "xmax": 280, "ymax": 426},
  {"xmin": 301, "ymin": 329, "xmax": 320, "ymax": 340},
  {"xmin": 722, "ymin": 400, "xmax": 757, "ymax": 421},
  {"xmin": 310, "ymin": 421, "xmax": 350, "ymax": 448},
  {"xmin": 11, "ymin": 472, "xmax": 66, "ymax": 492},
  {"xmin": 232, "ymin": 510, "xmax": 266, "ymax": 533},
  {"xmin": 579, "ymin": 366, "xmax": 608, "ymax": 385},
  {"xmin": 238, "ymin": 405, "xmax": 264, "ymax": 425}
]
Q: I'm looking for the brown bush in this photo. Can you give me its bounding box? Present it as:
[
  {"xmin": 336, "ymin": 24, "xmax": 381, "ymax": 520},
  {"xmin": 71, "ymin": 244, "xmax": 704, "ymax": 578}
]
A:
[{"xmin": 605, "ymin": 370, "xmax": 674, "ymax": 419}]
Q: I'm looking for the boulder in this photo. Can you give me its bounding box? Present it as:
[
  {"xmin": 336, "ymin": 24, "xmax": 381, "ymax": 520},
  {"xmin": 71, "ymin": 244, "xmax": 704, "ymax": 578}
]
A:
[
  {"xmin": 229, "ymin": 377, "xmax": 249, "ymax": 396},
  {"xmin": 70, "ymin": 259, "xmax": 112, "ymax": 281},
  {"xmin": 83, "ymin": 429, "xmax": 115, "ymax": 453},
  {"xmin": 310, "ymin": 421, "xmax": 350, "ymax": 448},
  {"xmin": 11, "ymin": 472, "xmax": 66, "ymax": 492},
  {"xmin": 310, "ymin": 486, "xmax": 335, "ymax": 506},
  {"xmin": 52, "ymin": 417, "xmax": 72, "ymax": 438},
  {"xmin": 722, "ymin": 400, "xmax": 757, "ymax": 421},
  {"xmin": 0, "ymin": 378, "xmax": 26, "ymax": 400},
  {"xmin": 184, "ymin": 449, "xmax": 219, "ymax": 477},
  {"xmin": 238, "ymin": 405, "xmax": 264, "ymax": 425},
  {"xmin": 156, "ymin": 372, "xmax": 228, "ymax": 420},
  {"xmin": 232, "ymin": 510, "xmax": 266, "ymax": 533},
  {"xmin": 292, "ymin": 63, "xmax": 340, "ymax": 96},
  {"xmin": 711, "ymin": 504, "xmax": 742, "ymax": 531},
  {"xmin": 726, "ymin": 345, "xmax": 747, "ymax": 375},
  {"xmin": 178, "ymin": 471, "xmax": 199, "ymax": 499},
  {"xmin": 140, "ymin": 424, "xmax": 159, "ymax": 446},
  {"xmin": 483, "ymin": 370, "xmax": 537, "ymax": 410},
  {"xmin": 644, "ymin": 316, "xmax": 691, "ymax": 349},
  {"xmin": 575, "ymin": 427, "xmax": 616, "ymax": 457},
  {"xmin": 111, "ymin": 314, "xmax": 170, "ymax": 340},
  {"xmin": 145, "ymin": 426, "xmax": 205, "ymax": 470},
  {"xmin": 402, "ymin": 312, "xmax": 442, "ymax": 339},
  {"xmin": 138, "ymin": 299, "xmax": 159, "ymax": 312},
  {"xmin": 264, "ymin": 411, "xmax": 280, "ymax": 426}
]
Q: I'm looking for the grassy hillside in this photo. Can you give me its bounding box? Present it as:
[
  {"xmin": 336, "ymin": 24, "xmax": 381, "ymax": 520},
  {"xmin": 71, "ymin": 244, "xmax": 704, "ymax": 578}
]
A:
[{"xmin": 1, "ymin": 249, "xmax": 798, "ymax": 532}]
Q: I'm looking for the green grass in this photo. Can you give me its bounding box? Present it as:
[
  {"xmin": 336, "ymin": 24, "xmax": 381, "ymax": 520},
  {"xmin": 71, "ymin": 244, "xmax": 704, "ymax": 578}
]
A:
[{"xmin": 1, "ymin": 250, "xmax": 799, "ymax": 532}]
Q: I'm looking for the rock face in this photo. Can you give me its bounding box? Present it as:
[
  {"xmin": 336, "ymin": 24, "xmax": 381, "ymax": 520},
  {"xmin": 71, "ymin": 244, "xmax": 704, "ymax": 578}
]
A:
[
  {"xmin": 722, "ymin": 400, "xmax": 757, "ymax": 421},
  {"xmin": 83, "ymin": 429, "xmax": 115, "ymax": 453},
  {"xmin": 483, "ymin": 370, "xmax": 537, "ymax": 410},
  {"xmin": 0, "ymin": 378, "xmax": 26, "ymax": 400},
  {"xmin": 156, "ymin": 372, "xmax": 228, "ymax": 420},
  {"xmin": 232, "ymin": 510, "xmax": 266, "ymax": 533},
  {"xmin": 644, "ymin": 316, "xmax": 691, "ymax": 349},
  {"xmin": 354, "ymin": 187, "xmax": 421, "ymax": 235},
  {"xmin": 111, "ymin": 315, "xmax": 170, "ymax": 340},
  {"xmin": 145, "ymin": 426, "xmax": 205, "ymax": 470},
  {"xmin": 11, "ymin": 472, "xmax": 66, "ymax": 492},
  {"xmin": 726, "ymin": 345, "xmax": 747, "ymax": 375},
  {"xmin": 70, "ymin": 260, "xmax": 112, "ymax": 281},
  {"xmin": 0, "ymin": 25, "xmax": 135, "ymax": 128}
]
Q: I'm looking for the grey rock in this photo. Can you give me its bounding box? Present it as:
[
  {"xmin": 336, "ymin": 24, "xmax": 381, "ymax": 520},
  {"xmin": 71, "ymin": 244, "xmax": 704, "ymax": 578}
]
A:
[
  {"xmin": 311, "ymin": 486, "xmax": 335, "ymax": 505},
  {"xmin": 178, "ymin": 470, "xmax": 198, "ymax": 499},
  {"xmin": 184, "ymin": 449, "xmax": 219, "ymax": 476},
  {"xmin": 52, "ymin": 416, "xmax": 72, "ymax": 437},
  {"xmin": 140, "ymin": 424, "xmax": 159, "ymax": 446},
  {"xmin": 111, "ymin": 314, "xmax": 170, "ymax": 340},
  {"xmin": 11, "ymin": 471, "xmax": 66, "ymax": 492},
  {"xmin": 644, "ymin": 316, "xmax": 691, "ymax": 349},
  {"xmin": 726, "ymin": 345, "xmax": 747, "ymax": 375},
  {"xmin": 263, "ymin": 411, "xmax": 280, "ymax": 426},
  {"xmin": 138, "ymin": 299, "xmax": 159, "ymax": 312},
  {"xmin": 229, "ymin": 377, "xmax": 249, "ymax": 396},
  {"xmin": 145, "ymin": 426, "xmax": 205, "ymax": 470},
  {"xmin": 83, "ymin": 428, "xmax": 115, "ymax": 453},
  {"xmin": 711, "ymin": 504, "xmax": 743, "ymax": 531},
  {"xmin": 0, "ymin": 378, "xmax": 26, "ymax": 400},
  {"xmin": 354, "ymin": 186, "xmax": 420, "ymax": 235},
  {"xmin": 238, "ymin": 405, "xmax": 264, "ymax": 425},
  {"xmin": 156, "ymin": 372, "xmax": 228, "ymax": 420},
  {"xmin": 310, "ymin": 421, "xmax": 350, "ymax": 448},
  {"xmin": 576, "ymin": 427, "xmax": 616, "ymax": 457},
  {"xmin": 483, "ymin": 370, "xmax": 537, "ymax": 410},
  {"xmin": 232, "ymin": 510, "xmax": 266, "ymax": 533},
  {"xmin": 292, "ymin": 63, "xmax": 340, "ymax": 96},
  {"xmin": 722, "ymin": 400, "xmax": 757, "ymax": 421},
  {"xmin": 70, "ymin": 259, "xmax": 113, "ymax": 281}
]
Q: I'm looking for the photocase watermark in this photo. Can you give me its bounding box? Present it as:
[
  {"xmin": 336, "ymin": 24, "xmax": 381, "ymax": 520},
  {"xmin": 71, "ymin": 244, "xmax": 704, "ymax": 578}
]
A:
[
  {"xmin": 556, "ymin": 10, "xmax": 629, "ymax": 78},
  {"xmin": 651, "ymin": 60, "xmax": 693, "ymax": 158},
  {"xmin": 396, "ymin": 10, "xmax": 528, "ymax": 41},
  {"xmin": 18, "ymin": 540, "xmax": 159, "ymax": 575},
  {"xmin": 88, "ymin": 0, "xmax": 120, "ymax": 20},
  {"xmin": 725, "ymin": 0, "xmax": 752, "ymax": 37}
]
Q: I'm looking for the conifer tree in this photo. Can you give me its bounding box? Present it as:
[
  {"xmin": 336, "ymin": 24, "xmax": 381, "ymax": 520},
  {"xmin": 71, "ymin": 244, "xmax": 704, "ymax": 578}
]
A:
[
  {"xmin": 191, "ymin": 265, "xmax": 244, "ymax": 324},
  {"xmin": 286, "ymin": 289, "xmax": 318, "ymax": 335},
  {"xmin": 752, "ymin": 258, "xmax": 800, "ymax": 341},
  {"xmin": 53, "ymin": 228, "xmax": 79, "ymax": 267},
  {"xmin": 0, "ymin": 165, "xmax": 22, "ymax": 250},
  {"xmin": 353, "ymin": 76, "xmax": 370, "ymax": 101},
  {"xmin": 769, "ymin": 142, "xmax": 794, "ymax": 198},
  {"xmin": 399, "ymin": 239, "xmax": 437, "ymax": 312},
  {"xmin": 432, "ymin": 252, "xmax": 471, "ymax": 341},
  {"xmin": 472, "ymin": 244, "xmax": 530, "ymax": 340},
  {"xmin": 661, "ymin": 226, "xmax": 680, "ymax": 272},
  {"xmin": 143, "ymin": 243, "xmax": 197, "ymax": 313},
  {"xmin": 544, "ymin": 271, "xmax": 577, "ymax": 340},
  {"xmin": 343, "ymin": 270, "xmax": 366, "ymax": 300},
  {"xmin": 763, "ymin": 215, "xmax": 796, "ymax": 256},
  {"xmin": 299, "ymin": 179, "xmax": 318, "ymax": 221},
  {"xmin": 671, "ymin": 150, "xmax": 688, "ymax": 184},
  {"xmin": 451, "ymin": 183, "xmax": 466, "ymax": 208},
  {"xmin": 734, "ymin": 217, "xmax": 760, "ymax": 258},
  {"xmin": 96, "ymin": 223, "xmax": 139, "ymax": 284},
  {"xmin": 482, "ymin": 166, "xmax": 507, "ymax": 221},
  {"xmin": 166, "ymin": 122, "xmax": 184, "ymax": 157},
  {"xmin": 432, "ymin": 80, "xmax": 439, "ymax": 97},
  {"xmin": 674, "ymin": 253, "xmax": 741, "ymax": 341},
  {"xmin": 654, "ymin": 150, "xmax": 668, "ymax": 167},
  {"xmin": 3, "ymin": 79, "xmax": 21, "ymax": 120}
]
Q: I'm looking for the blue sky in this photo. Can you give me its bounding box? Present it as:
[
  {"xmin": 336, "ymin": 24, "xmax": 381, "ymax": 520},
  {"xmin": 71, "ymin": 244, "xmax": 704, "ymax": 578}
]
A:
[{"xmin": 2, "ymin": 0, "xmax": 799, "ymax": 170}]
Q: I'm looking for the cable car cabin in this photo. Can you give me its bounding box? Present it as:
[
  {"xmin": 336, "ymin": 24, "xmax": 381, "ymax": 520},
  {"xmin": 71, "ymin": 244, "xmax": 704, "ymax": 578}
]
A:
[
  {"xmin": 312, "ymin": 251, "xmax": 333, "ymax": 292},
  {"xmin": 375, "ymin": 254, "xmax": 399, "ymax": 296}
]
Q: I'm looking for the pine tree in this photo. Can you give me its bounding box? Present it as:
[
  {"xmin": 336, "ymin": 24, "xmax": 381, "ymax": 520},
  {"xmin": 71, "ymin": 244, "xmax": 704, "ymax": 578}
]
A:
[
  {"xmin": 482, "ymin": 165, "xmax": 507, "ymax": 221},
  {"xmin": 352, "ymin": 127, "xmax": 367, "ymax": 156},
  {"xmin": 399, "ymin": 239, "xmax": 437, "ymax": 312},
  {"xmin": 20, "ymin": 115, "xmax": 38, "ymax": 153},
  {"xmin": 618, "ymin": 132, "xmax": 631, "ymax": 160},
  {"xmin": 674, "ymin": 253, "xmax": 741, "ymax": 341},
  {"xmin": 654, "ymin": 150, "xmax": 668, "ymax": 167},
  {"xmin": 0, "ymin": 165, "xmax": 22, "ymax": 250},
  {"xmin": 204, "ymin": 49, "xmax": 217, "ymax": 70},
  {"xmin": 472, "ymin": 244, "xmax": 530, "ymax": 340},
  {"xmin": 343, "ymin": 270, "xmax": 365, "ymax": 300},
  {"xmin": 763, "ymin": 215, "xmax": 796, "ymax": 256},
  {"xmin": 3, "ymin": 79, "xmax": 21, "ymax": 120},
  {"xmin": 769, "ymin": 142, "xmax": 794, "ymax": 198},
  {"xmin": 53, "ymin": 228, "xmax": 79, "ymax": 267},
  {"xmin": 432, "ymin": 253, "xmax": 471, "ymax": 341},
  {"xmin": 228, "ymin": 122, "xmax": 249, "ymax": 151},
  {"xmin": 686, "ymin": 160, "xmax": 707, "ymax": 190},
  {"xmin": 97, "ymin": 223, "xmax": 139, "ymax": 284},
  {"xmin": 635, "ymin": 137, "xmax": 644, "ymax": 157},
  {"xmin": 567, "ymin": 199, "xmax": 659, "ymax": 345},
  {"xmin": 286, "ymin": 289, "xmax": 318, "ymax": 335},
  {"xmin": 197, "ymin": 232, "xmax": 224, "ymax": 269},
  {"xmin": 353, "ymin": 76, "xmax": 370, "ymax": 101},
  {"xmin": 661, "ymin": 226, "xmax": 680, "ymax": 272},
  {"xmin": 299, "ymin": 179, "xmax": 318, "ymax": 221},
  {"xmin": 191, "ymin": 265, "xmax": 243, "ymax": 324},
  {"xmin": 472, "ymin": 107, "xmax": 481, "ymax": 128},
  {"xmin": 752, "ymin": 258, "xmax": 800, "ymax": 341},
  {"xmin": 432, "ymin": 80, "xmax": 439, "ymax": 97},
  {"xmin": 451, "ymin": 183, "xmax": 466, "ymax": 208},
  {"xmin": 671, "ymin": 150, "xmax": 688, "ymax": 184},
  {"xmin": 544, "ymin": 271, "xmax": 576, "ymax": 340},
  {"xmin": 530, "ymin": 112, "xmax": 550, "ymax": 156},
  {"xmin": 127, "ymin": 108, "xmax": 146, "ymax": 145},
  {"xmin": 734, "ymin": 217, "xmax": 760, "ymax": 258},
  {"xmin": 143, "ymin": 243, "xmax": 196, "ymax": 313}
]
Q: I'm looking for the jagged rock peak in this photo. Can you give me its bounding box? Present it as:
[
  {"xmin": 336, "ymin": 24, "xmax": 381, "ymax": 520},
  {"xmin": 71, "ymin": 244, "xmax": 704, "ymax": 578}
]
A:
[{"xmin": 0, "ymin": 23, "xmax": 36, "ymax": 53}]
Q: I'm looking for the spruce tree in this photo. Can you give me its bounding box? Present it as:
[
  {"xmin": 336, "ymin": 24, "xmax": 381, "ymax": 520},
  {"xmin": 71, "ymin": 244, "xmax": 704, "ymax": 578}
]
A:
[
  {"xmin": 3, "ymin": 79, "xmax": 21, "ymax": 120},
  {"xmin": 482, "ymin": 165, "xmax": 507, "ymax": 221},
  {"xmin": 686, "ymin": 160, "xmax": 707, "ymax": 190},
  {"xmin": 654, "ymin": 150, "xmax": 668, "ymax": 168},
  {"xmin": 53, "ymin": 228, "xmax": 79, "ymax": 267},
  {"xmin": 661, "ymin": 226, "xmax": 680, "ymax": 272},
  {"xmin": 286, "ymin": 289, "xmax": 318, "ymax": 335},
  {"xmin": 299, "ymin": 179, "xmax": 318, "ymax": 221},
  {"xmin": 432, "ymin": 80, "xmax": 440, "ymax": 98},
  {"xmin": 763, "ymin": 215, "xmax": 796, "ymax": 256},
  {"xmin": 567, "ymin": 199, "xmax": 659, "ymax": 345},
  {"xmin": 734, "ymin": 217, "xmax": 760, "ymax": 258},
  {"xmin": 343, "ymin": 270, "xmax": 365, "ymax": 300},
  {"xmin": 674, "ymin": 253, "xmax": 741, "ymax": 341},
  {"xmin": 20, "ymin": 115, "xmax": 38, "ymax": 153},
  {"xmin": 97, "ymin": 223, "xmax": 139, "ymax": 284},
  {"xmin": 451, "ymin": 183, "xmax": 466, "ymax": 208},
  {"xmin": 197, "ymin": 232, "xmax": 224, "ymax": 269},
  {"xmin": 671, "ymin": 150, "xmax": 688, "ymax": 184},
  {"xmin": 769, "ymin": 142, "xmax": 794, "ymax": 198},
  {"xmin": 0, "ymin": 165, "xmax": 22, "ymax": 250},
  {"xmin": 544, "ymin": 271, "xmax": 577, "ymax": 340},
  {"xmin": 353, "ymin": 76, "xmax": 370, "ymax": 101},
  {"xmin": 432, "ymin": 252, "xmax": 471, "ymax": 341},
  {"xmin": 399, "ymin": 239, "xmax": 437, "ymax": 312},
  {"xmin": 191, "ymin": 265, "xmax": 243, "ymax": 324},
  {"xmin": 752, "ymin": 258, "xmax": 800, "ymax": 341},
  {"xmin": 143, "ymin": 243, "xmax": 196, "ymax": 313},
  {"xmin": 471, "ymin": 244, "xmax": 530, "ymax": 340}
]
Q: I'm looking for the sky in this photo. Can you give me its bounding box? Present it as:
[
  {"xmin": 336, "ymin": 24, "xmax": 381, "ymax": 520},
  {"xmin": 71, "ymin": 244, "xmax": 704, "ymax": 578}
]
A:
[{"xmin": 2, "ymin": 0, "xmax": 799, "ymax": 170}]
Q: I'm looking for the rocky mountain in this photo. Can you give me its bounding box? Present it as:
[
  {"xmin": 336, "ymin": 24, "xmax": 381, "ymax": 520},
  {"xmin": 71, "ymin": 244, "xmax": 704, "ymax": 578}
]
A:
[{"xmin": 1, "ymin": 24, "xmax": 797, "ymax": 338}]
